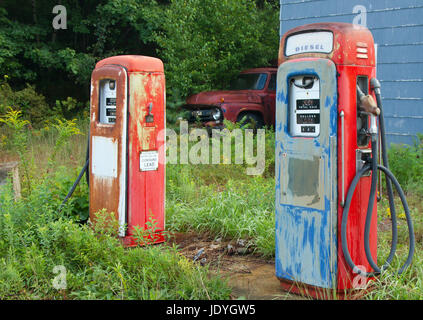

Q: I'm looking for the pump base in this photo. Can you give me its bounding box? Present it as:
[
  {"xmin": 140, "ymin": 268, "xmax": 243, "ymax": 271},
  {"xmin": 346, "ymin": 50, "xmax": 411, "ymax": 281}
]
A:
[
  {"xmin": 278, "ymin": 278, "xmax": 369, "ymax": 300},
  {"xmin": 121, "ymin": 231, "xmax": 166, "ymax": 247}
]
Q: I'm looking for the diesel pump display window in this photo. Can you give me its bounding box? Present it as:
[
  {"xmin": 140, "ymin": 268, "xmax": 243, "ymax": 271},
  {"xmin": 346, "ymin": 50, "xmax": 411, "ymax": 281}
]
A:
[
  {"xmin": 289, "ymin": 76, "xmax": 320, "ymax": 137},
  {"xmin": 99, "ymin": 79, "xmax": 117, "ymax": 124}
]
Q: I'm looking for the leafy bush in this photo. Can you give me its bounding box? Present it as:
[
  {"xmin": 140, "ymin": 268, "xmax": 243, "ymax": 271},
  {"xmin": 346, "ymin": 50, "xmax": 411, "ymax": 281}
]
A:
[
  {"xmin": 0, "ymin": 1, "xmax": 156, "ymax": 102},
  {"xmin": 0, "ymin": 78, "xmax": 52, "ymax": 126},
  {"xmin": 387, "ymin": 134, "xmax": 423, "ymax": 195}
]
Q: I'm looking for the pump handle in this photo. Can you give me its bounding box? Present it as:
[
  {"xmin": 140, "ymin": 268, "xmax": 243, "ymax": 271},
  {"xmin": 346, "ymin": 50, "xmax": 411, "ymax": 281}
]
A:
[{"xmin": 357, "ymin": 85, "xmax": 380, "ymax": 116}]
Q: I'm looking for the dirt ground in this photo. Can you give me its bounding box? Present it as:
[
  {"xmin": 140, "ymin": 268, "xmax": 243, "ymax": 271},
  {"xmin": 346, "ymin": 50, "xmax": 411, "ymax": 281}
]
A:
[{"xmin": 168, "ymin": 232, "xmax": 306, "ymax": 300}]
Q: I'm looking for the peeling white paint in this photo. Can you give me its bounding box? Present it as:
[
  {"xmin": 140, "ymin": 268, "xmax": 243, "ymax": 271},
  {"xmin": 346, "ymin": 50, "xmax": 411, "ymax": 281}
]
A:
[
  {"xmin": 117, "ymin": 69, "xmax": 128, "ymax": 237},
  {"xmin": 92, "ymin": 136, "xmax": 118, "ymax": 178}
]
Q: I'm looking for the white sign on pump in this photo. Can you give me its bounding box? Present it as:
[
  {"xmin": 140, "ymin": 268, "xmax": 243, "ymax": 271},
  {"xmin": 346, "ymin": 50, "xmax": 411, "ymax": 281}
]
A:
[
  {"xmin": 140, "ymin": 151, "xmax": 159, "ymax": 171},
  {"xmin": 285, "ymin": 31, "xmax": 334, "ymax": 56}
]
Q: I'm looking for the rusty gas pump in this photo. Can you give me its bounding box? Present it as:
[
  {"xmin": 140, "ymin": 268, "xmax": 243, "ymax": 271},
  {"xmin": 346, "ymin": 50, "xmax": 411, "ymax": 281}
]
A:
[{"xmin": 88, "ymin": 55, "xmax": 166, "ymax": 246}]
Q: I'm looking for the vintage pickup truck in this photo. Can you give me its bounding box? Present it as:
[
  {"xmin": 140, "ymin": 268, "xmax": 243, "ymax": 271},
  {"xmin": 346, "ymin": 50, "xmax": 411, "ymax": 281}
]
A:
[{"xmin": 183, "ymin": 67, "xmax": 277, "ymax": 129}]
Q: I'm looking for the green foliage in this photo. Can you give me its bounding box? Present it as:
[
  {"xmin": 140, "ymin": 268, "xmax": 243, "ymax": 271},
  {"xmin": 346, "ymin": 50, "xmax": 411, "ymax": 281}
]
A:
[
  {"xmin": 0, "ymin": 108, "xmax": 30, "ymax": 154},
  {"xmin": 49, "ymin": 166, "xmax": 89, "ymax": 222},
  {"xmin": 1, "ymin": 1, "xmax": 280, "ymax": 120},
  {"xmin": 223, "ymin": 119, "xmax": 275, "ymax": 177},
  {"xmin": 47, "ymin": 118, "xmax": 82, "ymax": 165},
  {"xmin": 0, "ymin": 7, "xmax": 39, "ymax": 82},
  {"xmin": 387, "ymin": 134, "xmax": 423, "ymax": 195},
  {"xmin": 0, "ymin": 107, "xmax": 33, "ymax": 193},
  {"xmin": 132, "ymin": 214, "xmax": 169, "ymax": 247},
  {"xmin": 0, "ymin": 77, "xmax": 52, "ymax": 126},
  {"xmin": 153, "ymin": 0, "xmax": 279, "ymax": 101},
  {"xmin": 367, "ymin": 199, "xmax": 423, "ymax": 300},
  {"xmin": 91, "ymin": 209, "xmax": 122, "ymax": 239},
  {"xmin": 0, "ymin": 0, "xmax": 160, "ymax": 99},
  {"xmin": 0, "ymin": 115, "xmax": 230, "ymax": 299},
  {"xmin": 53, "ymin": 97, "xmax": 86, "ymax": 120}
]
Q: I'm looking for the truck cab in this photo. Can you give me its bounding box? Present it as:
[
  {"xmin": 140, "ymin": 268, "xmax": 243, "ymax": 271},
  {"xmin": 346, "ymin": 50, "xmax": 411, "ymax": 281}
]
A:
[{"xmin": 183, "ymin": 67, "xmax": 277, "ymax": 129}]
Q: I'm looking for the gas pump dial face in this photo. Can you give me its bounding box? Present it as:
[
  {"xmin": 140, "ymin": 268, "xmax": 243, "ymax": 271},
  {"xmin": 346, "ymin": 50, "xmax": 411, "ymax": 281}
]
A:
[
  {"xmin": 289, "ymin": 76, "xmax": 320, "ymax": 137},
  {"xmin": 99, "ymin": 79, "xmax": 117, "ymax": 124}
]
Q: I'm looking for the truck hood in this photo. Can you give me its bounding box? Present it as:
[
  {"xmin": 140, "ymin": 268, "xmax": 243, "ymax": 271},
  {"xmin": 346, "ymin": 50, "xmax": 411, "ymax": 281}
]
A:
[{"xmin": 185, "ymin": 90, "xmax": 261, "ymax": 109}]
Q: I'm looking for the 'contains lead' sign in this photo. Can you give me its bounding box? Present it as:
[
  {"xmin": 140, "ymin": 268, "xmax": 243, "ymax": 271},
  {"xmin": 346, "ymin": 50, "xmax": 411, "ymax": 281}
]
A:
[{"xmin": 140, "ymin": 151, "xmax": 159, "ymax": 171}]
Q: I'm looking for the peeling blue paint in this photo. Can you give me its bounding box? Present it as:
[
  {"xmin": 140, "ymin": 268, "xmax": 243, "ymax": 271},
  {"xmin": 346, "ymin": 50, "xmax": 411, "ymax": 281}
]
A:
[{"xmin": 275, "ymin": 58, "xmax": 338, "ymax": 289}]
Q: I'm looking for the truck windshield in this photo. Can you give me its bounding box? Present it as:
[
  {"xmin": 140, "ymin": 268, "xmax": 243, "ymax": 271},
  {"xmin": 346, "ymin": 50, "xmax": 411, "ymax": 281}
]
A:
[{"xmin": 229, "ymin": 73, "xmax": 268, "ymax": 90}]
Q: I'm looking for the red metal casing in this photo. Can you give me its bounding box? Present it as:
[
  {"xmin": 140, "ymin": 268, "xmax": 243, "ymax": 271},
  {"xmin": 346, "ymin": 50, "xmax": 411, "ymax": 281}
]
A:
[
  {"xmin": 89, "ymin": 55, "xmax": 166, "ymax": 246},
  {"xmin": 278, "ymin": 23, "xmax": 378, "ymax": 294}
]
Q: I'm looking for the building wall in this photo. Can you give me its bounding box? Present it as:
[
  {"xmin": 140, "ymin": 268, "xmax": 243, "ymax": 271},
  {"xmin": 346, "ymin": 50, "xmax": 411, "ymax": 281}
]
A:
[{"xmin": 280, "ymin": 0, "xmax": 423, "ymax": 145}]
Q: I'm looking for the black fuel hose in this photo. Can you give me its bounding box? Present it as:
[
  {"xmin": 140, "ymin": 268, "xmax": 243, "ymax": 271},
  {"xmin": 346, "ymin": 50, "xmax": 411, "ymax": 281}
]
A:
[
  {"xmin": 85, "ymin": 131, "xmax": 90, "ymax": 186},
  {"xmin": 341, "ymin": 79, "xmax": 415, "ymax": 277},
  {"xmin": 58, "ymin": 158, "xmax": 89, "ymax": 212},
  {"xmin": 372, "ymin": 79, "xmax": 398, "ymax": 265},
  {"xmin": 59, "ymin": 133, "xmax": 90, "ymax": 212}
]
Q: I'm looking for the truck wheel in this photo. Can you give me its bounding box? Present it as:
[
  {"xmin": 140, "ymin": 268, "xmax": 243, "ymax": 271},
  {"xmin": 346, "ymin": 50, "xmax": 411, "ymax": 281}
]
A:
[{"xmin": 237, "ymin": 112, "xmax": 264, "ymax": 130}]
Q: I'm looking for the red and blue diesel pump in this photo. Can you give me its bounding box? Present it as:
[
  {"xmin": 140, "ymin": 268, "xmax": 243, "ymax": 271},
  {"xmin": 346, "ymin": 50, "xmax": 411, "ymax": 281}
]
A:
[{"xmin": 275, "ymin": 23, "xmax": 415, "ymax": 297}]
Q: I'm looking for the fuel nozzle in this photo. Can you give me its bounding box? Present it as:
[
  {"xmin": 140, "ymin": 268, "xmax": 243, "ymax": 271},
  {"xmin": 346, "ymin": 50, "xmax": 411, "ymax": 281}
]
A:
[{"xmin": 357, "ymin": 85, "xmax": 380, "ymax": 117}]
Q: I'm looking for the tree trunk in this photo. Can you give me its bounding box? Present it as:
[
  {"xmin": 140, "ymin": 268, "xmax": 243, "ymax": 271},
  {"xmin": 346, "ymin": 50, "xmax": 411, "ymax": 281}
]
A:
[{"xmin": 32, "ymin": 0, "xmax": 40, "ymax": 43}]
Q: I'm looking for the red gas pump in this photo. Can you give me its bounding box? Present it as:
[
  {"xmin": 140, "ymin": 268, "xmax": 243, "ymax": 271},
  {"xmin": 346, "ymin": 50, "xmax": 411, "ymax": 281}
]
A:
[
  {"xmin": 89, "ymin": 55, "xmax": 166, "ymax": 246},
  {"xmin": 275, "ymin": 23, "xmax": 414, "ymax": 298}
]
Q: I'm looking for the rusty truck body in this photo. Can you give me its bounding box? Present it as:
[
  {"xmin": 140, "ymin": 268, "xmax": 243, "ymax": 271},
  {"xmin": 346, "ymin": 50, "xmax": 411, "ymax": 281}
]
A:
[{"xmin": 183, "ymin": 67, "xmax": 277, "ymax": 129}]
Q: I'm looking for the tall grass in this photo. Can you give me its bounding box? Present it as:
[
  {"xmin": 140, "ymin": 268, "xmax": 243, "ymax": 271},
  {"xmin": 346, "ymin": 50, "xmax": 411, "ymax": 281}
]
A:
[
  {"xmin": 0, "ymin": 183, "xmax": 231, "ymax": 299},
  {"xmin": 165, "ymin": 124, "xmax": 276, "ymax": 257},
  {"xmin": 365, "ymin": 200, "xmax": 423, "ymax": 299},
  {"xmin": 166, "ymin": 164, "xmax": 276, "ymax": 257},
  {"xmin": 0, "ymin": 111, "xmax": 231, "ymax": 300},
  {"xmin": 387, "ymin": 134, "xmax": 423, "ymax": 195}
]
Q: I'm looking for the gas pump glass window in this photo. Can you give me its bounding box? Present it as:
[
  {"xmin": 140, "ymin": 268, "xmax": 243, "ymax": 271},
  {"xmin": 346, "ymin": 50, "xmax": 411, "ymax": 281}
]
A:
[
  {"xmin": 99, "ymin": 79, "xmax": 117, "ymax": 124},
  {"xmin": 289, "ymin": 75, "xmax": 320, "ymax": 137},
  {"xmin": 285, "ymin": 31, "xmax": 333, "ymax": 56}
]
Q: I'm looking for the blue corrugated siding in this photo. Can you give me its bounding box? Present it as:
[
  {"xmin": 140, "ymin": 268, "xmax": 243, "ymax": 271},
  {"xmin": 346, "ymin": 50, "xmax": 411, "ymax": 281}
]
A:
[{"xmin": 280, "ymin": 0, "xmax": 423, "ymax": 146}]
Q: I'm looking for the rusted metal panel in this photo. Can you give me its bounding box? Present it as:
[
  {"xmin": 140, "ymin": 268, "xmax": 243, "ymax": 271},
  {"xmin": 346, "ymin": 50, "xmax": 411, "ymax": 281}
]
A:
[
  {"xmin": 275, "ymin": 58, "xmax": 338, "ymax": 289},
  {"xmin": 89, "ymin": 65, "xmax": 128, "ymax": 235},
  {"xmin": 126, "ymin": 70, "xmax": 166, "ymax": 245}
]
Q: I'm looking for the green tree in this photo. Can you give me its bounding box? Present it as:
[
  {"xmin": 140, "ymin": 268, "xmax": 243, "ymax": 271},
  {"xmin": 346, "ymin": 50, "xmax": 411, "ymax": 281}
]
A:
[
  {"xmin": 153, "ymin": 0, "xmax": 279, "ymax": 101},
  {"xmin": 0, "ymin": 0, "xmax": 159, "ymax": 105}
]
